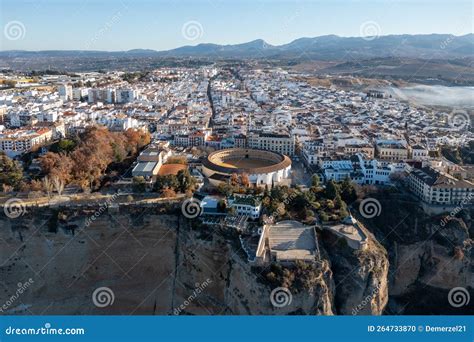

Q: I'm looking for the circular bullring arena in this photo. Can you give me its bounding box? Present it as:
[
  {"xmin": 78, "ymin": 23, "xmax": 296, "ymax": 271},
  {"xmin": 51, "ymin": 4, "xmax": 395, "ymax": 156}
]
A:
[{"xmin": 202, "ymin": 148, "xmax": 292, "ymax": 187}]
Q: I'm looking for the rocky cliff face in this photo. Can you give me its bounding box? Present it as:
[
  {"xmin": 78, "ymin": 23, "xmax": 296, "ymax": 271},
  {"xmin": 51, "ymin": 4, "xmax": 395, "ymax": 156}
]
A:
[
  {"xmin": 359, "ymin": 196, "xmax": 473, "ymax": 315},
  {"xmin": 174, "ymin": 223, "xmax": 336, "ymax": 315},
  {"xmin": 319, "ymin": 226, "xmax": 389, "ymax": 315},
  {"xmin": 0, "ymin": 205, "xmax": 388, "ymax": 315}
]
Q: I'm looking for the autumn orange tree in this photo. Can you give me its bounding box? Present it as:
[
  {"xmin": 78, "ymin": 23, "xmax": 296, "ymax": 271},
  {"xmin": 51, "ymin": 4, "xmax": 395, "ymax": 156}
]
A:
[{"xmin": 40, "ymin": 126, "xmax": 150, "ymax": 191}]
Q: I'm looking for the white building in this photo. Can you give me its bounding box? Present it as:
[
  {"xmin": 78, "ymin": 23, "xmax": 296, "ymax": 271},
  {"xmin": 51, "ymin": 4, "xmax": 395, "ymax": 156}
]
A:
[
  {"xmin": 410, "ymin": 145, "xmax": 429, "ymax": 160},
  {"xmin": 375, "ymin": 139, "xmax": 409, "ymax": 161},
  {"xmin": 408, "ymin": 167, "xmax": 474, "ymax": 205},
  {"xmin": 323, "ymin": 153, "xmax": 408, "ymax": 185},
  {"xmin": 88, "ymin": 88, "xmax": 115, "ymax": 104},
  {"xmin": 227, "ymin": 195, "xmax": 262, "ymax": 219},
  {"xmin": 131, "ymin": 146, "xmax": 171, "ymax": 179},
  {"xmin": 0, "ymin": 127, "xmax": 53, "ymax": 157},
  {"xmin": 72, "ymin": 88, "xmax": 88, "ymax": 101},
  {"xmin": 302, "ymin": 140, "xmax": 325, "ymax": 165},
  {"xmin": 58, "ymin": 84, "xmax": 73, "ymax": 101},
  {"xmin": 247, "ymin": 131, "xmax": 295, "ymax": 156},
  {"xmin": 116, "ymin": 88, "xmax": 138, "ymax": 103},
  {"xmin": 37, "ymin": 111, "xmax": 58, "ymax": 123}
]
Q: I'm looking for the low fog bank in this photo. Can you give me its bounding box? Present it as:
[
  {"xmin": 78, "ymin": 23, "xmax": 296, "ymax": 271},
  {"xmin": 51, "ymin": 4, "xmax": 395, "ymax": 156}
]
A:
[{"xmin": 386, "ymin": 85, "xmax": 474, "ymax": 107}]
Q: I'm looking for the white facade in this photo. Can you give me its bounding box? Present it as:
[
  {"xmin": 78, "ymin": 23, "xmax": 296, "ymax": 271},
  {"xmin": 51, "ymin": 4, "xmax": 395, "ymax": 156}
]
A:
[
  {"xmin": 116, "ymin": 88, "xmax": 138, "ymax": 103},
  {"xmin": 72, "ymin": 88, "xmax": 88, "ymax": 101},
  {"xmin": 375, "ymin": 139, "xmax": 409, "ymax": 161},
  {"xmin": 411, "ymin": 146, "xmax": 429, "ymax": 160},
  {"xmin": 247, "ymin": 132, "xmax": 295, "ymax": 156},
  {"xmin": 0, "ymin": 128, "xmax": 53, "ymax": 156},
  {"xmin": 58, "ymin": 84, "xmax": 73, "ymax": 101},
  {"xmin": 228, "ymin": 196, "xmax": 262, "ymax": 219},
  {"xmin": 409, "ymin": 167, "xmax": 474, "ymax": 205},
  {"xmin": 323, "ymin": 153, "xmax": 409, "ymax": 185},
  {"xmin": 302, "ymin": 140, "xmax": 325, "ymax": 165}
]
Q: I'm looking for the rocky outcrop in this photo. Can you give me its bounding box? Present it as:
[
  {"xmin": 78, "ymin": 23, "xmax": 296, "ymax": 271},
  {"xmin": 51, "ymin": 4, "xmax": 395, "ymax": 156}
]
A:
[
  {"xmin": 0, "ymin": 206, "xmax": 336, "ymax": 315},
  {"xmin": 319, "ymin": 225, "xmax": 389, "ymax": 315},
  {"xmin": 149, "ymin": 218, "xmax": 336, "ymax": 315},
  {"xmin": 359, "ymin": 194, "xmax": 473, "ymax": 314}
]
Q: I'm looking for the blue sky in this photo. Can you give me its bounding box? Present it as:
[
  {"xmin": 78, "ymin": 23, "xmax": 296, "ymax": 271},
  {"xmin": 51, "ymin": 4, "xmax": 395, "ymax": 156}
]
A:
[{"xmin": 1, "ymin": 0, "xmax": 472, "ymax": 51}]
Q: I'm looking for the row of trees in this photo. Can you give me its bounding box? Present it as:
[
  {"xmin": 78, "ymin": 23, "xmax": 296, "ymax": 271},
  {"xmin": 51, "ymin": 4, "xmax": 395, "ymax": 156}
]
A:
[
  {"xmin": 216, "ymin": 172, "xmax": 255, "ymax": 196},
  {"xmin": 0, "ymin": 152, "xmax": 67, "ymax": 196},
  {"xmin": 40, "ymin": 127, "xmax": 150, "ymax": 192}
]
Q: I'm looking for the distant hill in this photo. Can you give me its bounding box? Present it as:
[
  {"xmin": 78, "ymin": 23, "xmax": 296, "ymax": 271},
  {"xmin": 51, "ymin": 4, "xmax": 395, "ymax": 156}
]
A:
[{"xmin": 1, "ymin": 34, "xmax": 473, "ymax": 60}]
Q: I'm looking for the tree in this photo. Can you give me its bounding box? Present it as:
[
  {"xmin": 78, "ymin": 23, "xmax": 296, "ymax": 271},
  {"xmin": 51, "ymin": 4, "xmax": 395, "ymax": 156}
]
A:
[
  {"xmin": 305, "ymin": 209, "xmax": 315, "ymax": 221},
  {"xmin": 154, "ymin": 175, "xmax": 179, "ymax": 192},
  {"xmin": 325, "ymin": 180, "xmax": 339, "ymax": 199},
  {"xmin": 161, "ymin": 187, "xmax": 176, "ymax": 198},
  {"xmin": 52, "ymin": 176, "xmax": 65, "ymax": 196},
  {"xmin": 290, "ymin": 192, "xmax": 308, "ymax": 212},
  {"xmin": 334, "ymin": 193, "xmax": 345, "ymax": 209},
  {"xmin": 50, "ymin": 139, "xmax": 76, "ymax": 154},
  {"xmin": 176, "ymin": 169, "xmax": 196, "ymax": 192},
  {"xmin": 217, "ymin": 182, "xmax": 235, "ymax": 196},
  {"xmin": 241, "ymin": 173, "xmax": 250, "ymax": 187},
  {"xmin": 132, "ymin": 176, "xmax": 146, "ymax": 193},
  {"xmin": 311, "ymin": 174, "xmax": 320, "ymax": 187},
  {"xmin": 270, "ymin": 186, "xmax": 290, "ymax": 202},
  {"xmin": 42, "ymin": 176, "xmax": 54, "ymax": 198},
  {"xmin": 227, "ymin": 206, "xmax": 236, "ymax": 215},
  {"xmin": 29, "ymin": 179, "xmax": 43, "ymax": 192},
  {"xmin": 340, "ymin": 177, "xmax": 357, "ymax": 204},
  {"xmin": 262, "ymin": 196, "xmax": 271, "ymax": 208},
  {"xmin": 124, "ymin": 128, "xmax": 151, "ymax": 155},
  {"xmin": 0, "ymin": 152, "xmax": 23, "ymax": 190},
  {"xmin": 40, "ymin": 152, "xmax": 73, "ymax": 184},
  {"xmin": 2, "ymin": 184, "xmax": 13, "ymax": 193},
  {"xmin": 217, "ymin": 200, "xmax": 227, "ymax": 213},
  {"xmin": 230, "ymin": 173, "xmax": 239, "ymax": 186},
  {"xmin": 320, "ymin": 212, "xmax": 330, "ymax": 222}
]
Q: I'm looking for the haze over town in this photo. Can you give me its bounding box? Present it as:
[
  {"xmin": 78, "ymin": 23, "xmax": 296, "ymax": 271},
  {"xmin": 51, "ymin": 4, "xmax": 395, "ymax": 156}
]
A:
[{"xmin": 0, "ymin": 0, "xmax": 472, "ymax": 318}]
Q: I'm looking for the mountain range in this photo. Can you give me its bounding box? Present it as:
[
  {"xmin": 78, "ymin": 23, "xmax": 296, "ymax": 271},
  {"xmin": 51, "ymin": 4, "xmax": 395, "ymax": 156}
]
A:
[{"xmin": 1, "ymin": 34, "xmax": 473, "ymax": 60}]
